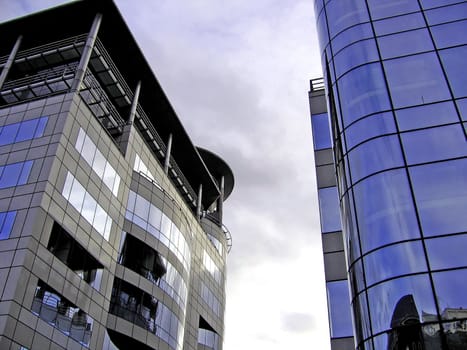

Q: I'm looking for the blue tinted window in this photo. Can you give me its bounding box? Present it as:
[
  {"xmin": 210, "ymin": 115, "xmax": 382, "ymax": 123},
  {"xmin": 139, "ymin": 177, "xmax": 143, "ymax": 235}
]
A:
[
  {"xmin": 318, "ymin": 186, "xmax": 342, "ymax": 233},
  {"xmin": 338, "ymin": 63, "xmax": 391, "ymax": 126},
  {"xmin": 0, "ymin": 116, "xmax": 47, "ymax": 146},
  {"xmin": 456, "ymin": 98, "xmax": 467, "ymax": 121},
  {"xmin": 373, "ymin": 12, "xmax": 425, "ymax": 36},
  {"xmin": 0, "ymin": 161, "xmax": 33, "ymax": 189},
  {"xmin": 0, "ymin": 211, "xmax": 17, "ymax": 240},
  {"xmin": 353, "ymin": 291, "xmax": 372, "ymax": 342},
  {"xmin": 396, "ymin": 101, "xmax": 459, "ymax": 131},
  {"xmin": 334, "ymin": 38, "xmax": 378, "ymax": 78},
  {"xmin": 353, "ymin": 169, "xmax": 420, "ymax": 253},
  {"xmin": 348, "ymin": 135, "xmax": 403, "ymax": 183},
  {"xmin": 440, "ymin": 46, "xmax": 467, "ymax": 99},
  {"xmin": 345, "ymin": 112, "xmax": 396, "ymax": 150},
  {"xmin": 410, "ymin": 159, "xmax": 467, "ymax": 236},
  {"xmin": 367, "ymin": 0, "xmax": 420, "ymax": 20},
  {"xmin": 316, "ymin": 11, "xmax": 330, "ymax": 50},
  {"xmin": 331, "ymin": 23, "xmax": 373, "ymax": 54},
  {"xmin": 311, "ymin": 113, "xmax": 332, "ymax": 150},
  {"xmin": 402, "ymin": 124, "xmax": 466, "ymax": 165},
  {"xmin": 367, "ymin": 274, "xmax": 437, "ymax": 334},
  {"xmin": 433, "ymin": 269, "xmax": 467, "ymax": 318},
  {"xmin": 364, "ymin": 242, "xmax": 427, "ymax": 287},
  {"xmin": 431, "ymin": 20, "xmax": 467, "ymax": 48},
  {"xmin": 327, "ymin": 280, "xmax": 353, "ymax": 338},
  {"xmin": 326, "ymin": 0, "xmax": 369, "ymax": 38},
  {"xmin": 378, "ymin": 29, "xmax": 434, "ymax": 59},
  {"xmin": 426, "ymin": 3, "xmax": 467, "ymax": 25},
  {"xmin": 421, "ymin": 0, "xmax": 464, "ymax": 9},
  {"xmin": 426, "ymin": 234, "xmax": 467, "ymax": 270},
  {"xmin": 384, "ymin": 53, "xmax": 451, "ymax": 108}
]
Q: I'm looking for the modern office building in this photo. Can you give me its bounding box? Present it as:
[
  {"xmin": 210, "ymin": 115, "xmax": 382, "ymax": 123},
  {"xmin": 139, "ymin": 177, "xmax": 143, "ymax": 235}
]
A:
[
  {"xmin": 0, "ymin": 1, "xmax": 234, "ymax": 350},
  {"xmin": 309, "ymin": 1, "xmax": 467, "ymax": 349}
]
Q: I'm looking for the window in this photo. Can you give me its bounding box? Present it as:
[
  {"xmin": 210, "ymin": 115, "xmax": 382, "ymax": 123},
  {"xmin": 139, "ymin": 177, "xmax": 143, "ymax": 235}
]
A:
[
  {"xmin": 318, "ymin": 186, "xmax": 342, "ymax": 233},
  {"xmin": 373, "ymin": 12, "xmax": 425, "ymax": 36},
  {"xmin": 344, "ymin": 112, "xmax": 395, "ymax": 150},
  {"xmin": 384, "ymin": 52, "xmax": 451, "ymax": 108},
  {"xmin": 325, "ymin": 0, "xmax": 369, "ymax": 38},
  {"xmin": 0, "ymin": 116, "xmax": 47, "ymax": 146},
  {"xmin": 62, "ymin": 172, "xmax": 112, "ymax": 240},
  {"xmin": 338, "ymin": 63, "xmax": 390, "ymax": 126},
  {"xmin": 425, "ymin": 2, "xmax": 467, "ymax": 25},
  {"xmin": 396, "ymin": 101, "xmax": 458, "ymax": 131},
  {"xmin": 0, "ymin": 211, "xmax": 16, "ymax": 240},
  {"xmin": 334, "ymin": 38, "xmax": 378, "ymax": 78},
  {"xmin": 410, "ymin": 159, "xmax": 467, "ymax": 236},
  {"xmin": 200, "ymin": 282, "xmax": 221, "ymax": 317},
  {"xmin": 367, "ymin": 0, "xmax": 420, "ymax": 20},
  {"xmin": 440, "ymin": 46, "xmax": 467, "ymax": 98},
  {"xmin": 378, "ymin": 28, "xmax": 433, "ymax": 59},
  {"xmin": 203, "ymin": 251, "xmax": 222, "ymax": 285},
  {"xmin": 326, "ymin": 280, "xmax": 353, "ymax": 338},
  {"xmin": 331, "ymin": 23, "xmax": 373, "ymax": 54},
  {"xmin": 75, "ymin": 128, "xmax": 120, "ymax": 196},
  {"xmin": 0, "ymin": 161, "xmax": 33, "ymax": 189},
  {"xmin": 431, "ymin": 20, "xmax": 467, "ymax": 48},
  {"xmin": 311, "ymin": 113, "xmax": 332, "ymax": 150}
]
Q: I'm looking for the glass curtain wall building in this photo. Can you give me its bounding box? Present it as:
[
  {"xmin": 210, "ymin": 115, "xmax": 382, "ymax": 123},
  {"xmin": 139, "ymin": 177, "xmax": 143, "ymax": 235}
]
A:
[
  {"xmin": 0, "ymin": 1, "xmax": 234, "ymax": 350},
  {"xmin": 310, "ymin": 1, "xmax": 467, "ymax": 349}
]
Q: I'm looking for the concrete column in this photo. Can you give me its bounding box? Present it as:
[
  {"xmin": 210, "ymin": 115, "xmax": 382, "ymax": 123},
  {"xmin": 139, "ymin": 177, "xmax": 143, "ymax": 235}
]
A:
[
  {"xmin": 163, "ymin": 134, "xmax": 173, "ymax": 175},
  {"xmin": 128, "ymin": 81, "xmax": 141, "ymax": 124},
  {"xmin": 71, "ymin": 13, "xmax": 102, "ymax": 91},
  {"xmin": 0, "ymin": 35, "xmax": 22, "ymax": 90}
]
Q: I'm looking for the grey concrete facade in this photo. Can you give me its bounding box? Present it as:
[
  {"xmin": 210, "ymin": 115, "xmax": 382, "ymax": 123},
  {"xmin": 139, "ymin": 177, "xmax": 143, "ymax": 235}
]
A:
[{"xmin": 0, "ymin": 1, "xmax": 233, "ymax": 350}]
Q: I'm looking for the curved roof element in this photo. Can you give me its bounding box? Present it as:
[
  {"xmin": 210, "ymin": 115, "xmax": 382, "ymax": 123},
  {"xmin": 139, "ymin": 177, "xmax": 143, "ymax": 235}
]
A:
[{"xmin": 197, "ymin": 148, "xmax": 234, "ymax": 201}]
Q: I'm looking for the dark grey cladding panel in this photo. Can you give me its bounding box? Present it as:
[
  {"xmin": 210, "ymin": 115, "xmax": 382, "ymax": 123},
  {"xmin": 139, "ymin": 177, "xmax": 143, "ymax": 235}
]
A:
[
  {"xmin": 309, "ymin": 89, "xmax": 327, "ymax": 115},
  {"xmin": 331, "ymin": 336, "xmax": 355, "ymax": 350},
  {"xmin": 324, "ymin": 251, "xmax": 347, "ymax": 281},
  {"xmin": 322, "ymin": 231, "xmax": 344, "ymax": 254},
  {"xmin": 314, "ymin": 148, "xmax": 334, "ymax": 167},
  {"xmin": 316, "ymin": 164, "xmax": 337, "ymax": 188}
]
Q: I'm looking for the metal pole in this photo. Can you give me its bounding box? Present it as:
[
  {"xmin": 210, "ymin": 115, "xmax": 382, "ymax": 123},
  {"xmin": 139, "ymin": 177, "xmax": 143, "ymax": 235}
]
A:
[
  {"xmin": 196, "ymin": 184, "xmax": 203, "ymax": 221},
  {"xmin": 163, "ymin": 134, "xmax": 173, "ymax": 175},
  {"xmin": 71, "ymin": 13, "xmax": 102, "ymax": 91},
  {"xmin": 128, "ymin": 81, "xmax": 141, "ymax": 124},
  {"xmin": 0, "ymin": 35, "xmax": 22, "ymax": 90}
]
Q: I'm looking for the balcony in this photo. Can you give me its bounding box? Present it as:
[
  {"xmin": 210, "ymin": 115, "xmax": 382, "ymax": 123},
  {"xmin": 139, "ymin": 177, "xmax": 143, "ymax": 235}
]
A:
[{"xmin": 31, "ymin": 281, "xmax": 92, "ymax": 347}]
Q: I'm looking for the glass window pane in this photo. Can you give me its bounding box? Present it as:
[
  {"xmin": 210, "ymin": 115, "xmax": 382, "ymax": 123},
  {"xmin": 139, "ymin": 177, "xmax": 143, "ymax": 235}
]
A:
[
  {"xmin": 378, "ymin": 28, "xmax": 433, "ymax": 59},
  {"xmin": 316, "ymin": 11, "xmax": 330, "ymax": 51},
  {"xmin": 431, "ymin": 20, "xmax": 467, "ymax": 49},
  {"xmin": 34, "ymin": 117, "xmax": 48, "ymax": 137},
  {"xmin": 334, "ymin": 38, "xmax": 378, "ymax": 78},
  {"xmin": 348, "ymin": 135, "xmax": 403, "ymax": 183},
  {"xmin": 318, "ymin": 186, "xmax": 342, "ymax": 233},
  {"xmin": 396, "ymin": 101, "xmax": 458, "ymax": 131},
  {"xmin": 384, "ymin": 53, "xmax": 451, "ymax": 108},
  {"xmin": 456, "ymin": 98, "xmax": 467, "ymax": 122},
  {"xmin": 373, "ymin": 12, "xmax": 425, "ymax": 36},
  {"xmin": 440, "ymin": 46, "xmax": 467, "ymax": 98},
  {"xmin": 364, "ymin": 242, "xmax": 427, "ymax": 287},
  {"xmin": 332, "ymin": 23, "xmax": 373, "ymax": 54},
  {"xmin": 18, "ymin": 160, "xmax": 33, "ymax": 184},
  {"xmin": 93, "ymin": 151, "xmax": 106, "ymax": 178},
  {"xmin": 325, "ymin": 0, "xmax": 369, "ymax": 37},
  {"xmin": 81, "ymin": 136, "xmax": 95, "ymax": 165},
  {"xmin": 0, "ymin": 163, "xmax": 22, "ymax": 188},
  {"xmin": 425, "ymin": 2, "xmax": 467, "ymax": 25},
  {"xmin": 421, "ymin": 0, "xmax": 463, "ymax": 9},
  {"xmin": 0, "ymin": 123, "xmax": 19, "ymax": 146},
  {"xmin": 327, "ymin": 280, "xmax": 353, "ymax": 338},
  {"xmin": 426, "ymin": 234, "xmax": 467, "ymax": 270},
  {"xmin": 410, "ymin": 159, "xmax": 467, "ymax": 236},
  {"xmin": 311, "ymin": 113, "xmax": 332, "ymax": 150},
  {"xmin": 433, "ymin": 269, "xmax": 467, "ymax": 320},
  {"xmin": 353, "ymin": 169, "xmax": 420, "ymax": 253},
  {"xmin": 345, "ymin": 112, "xmax": 395, "ymax": 150},
  {"xmin": 16, "ymin": 119, "xmax": 38, "ymax": 142},
  {"xmin": 367, "ymin": 274, "xmax": 437, "ymax": 334},
  {"xmin": 352, "ymin": 291, "xmax": 372, "ymax": 343},
  {"xmin": 0, "ymin": 211, "xmax": 16, "ymax": 240},
  {"xmin": 367, "ymin": 0, "xmax": 420, "ymax": 20},
  {"xmin": 402, "ymin": 124, "xmax": 467, "ymax": 165},
  {"xmin": 338, "ymin": 62, "xmax": 391, "ymax": 126}
]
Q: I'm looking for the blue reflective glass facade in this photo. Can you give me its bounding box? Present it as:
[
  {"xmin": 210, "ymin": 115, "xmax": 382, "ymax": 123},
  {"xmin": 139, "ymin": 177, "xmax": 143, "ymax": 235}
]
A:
[{"xmin": 312, "ymin": 1, "xmax": 467, "ymax": 349}]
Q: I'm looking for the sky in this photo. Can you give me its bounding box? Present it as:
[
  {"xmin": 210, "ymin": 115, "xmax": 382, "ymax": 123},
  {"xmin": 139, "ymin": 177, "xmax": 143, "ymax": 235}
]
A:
[{"xmin": 0, "ymin": 1, "xmax": 329, "ymax": 349}]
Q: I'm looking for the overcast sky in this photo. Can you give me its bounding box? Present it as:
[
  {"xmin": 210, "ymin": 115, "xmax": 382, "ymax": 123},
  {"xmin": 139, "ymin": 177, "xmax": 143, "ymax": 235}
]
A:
[{"xmin": 0, "ymin": 1, "xmax": 329, "ymax": 348}]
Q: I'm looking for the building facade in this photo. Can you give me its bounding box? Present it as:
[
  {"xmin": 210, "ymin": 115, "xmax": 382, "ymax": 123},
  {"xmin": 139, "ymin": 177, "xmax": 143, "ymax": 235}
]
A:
[
  {"xmin": 0, "ymin": 1, "xmax": 234, "ymax": 350},
  {"xmin": 310, "ymin": 1, "xmax": 467, "ymax": 349}
]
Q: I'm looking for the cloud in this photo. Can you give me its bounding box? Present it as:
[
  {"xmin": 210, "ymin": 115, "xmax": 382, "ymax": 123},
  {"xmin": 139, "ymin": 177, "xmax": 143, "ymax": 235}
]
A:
[{"xmin": 281, "ymin": 312, "xmax": 316, "ymax": 333}]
